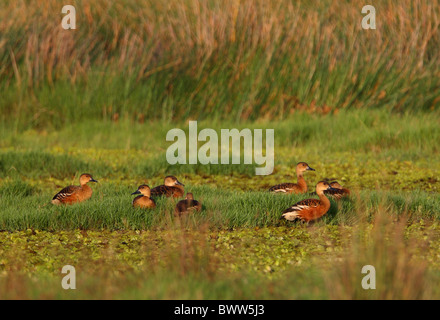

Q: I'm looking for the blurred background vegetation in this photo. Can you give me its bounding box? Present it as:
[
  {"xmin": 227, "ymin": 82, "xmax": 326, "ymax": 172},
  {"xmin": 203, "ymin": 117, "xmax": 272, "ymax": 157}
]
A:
[{"xmin": 1, "ymin": 0, "xmax": 439, "ymax": 131}]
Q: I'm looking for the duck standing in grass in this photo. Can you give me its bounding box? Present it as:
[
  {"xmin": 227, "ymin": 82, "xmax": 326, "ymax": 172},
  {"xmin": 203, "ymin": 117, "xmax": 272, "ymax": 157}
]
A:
[
  {"xmin": 150, "ymin": 176, "xmax": 185, "ymax": 198},
  {"xmin": 174, "ymin": 193, "xmax": 202, "ymax": 216},
  {"xmin": 282, "ymin": 181, "xmax": 336, "ymax": 223},
  {"xmin": 51, "ymin": 173, "xmax": 98, "ymax": 205},
  {"xmin": 132, "ymin": 185, "xmax": 156, "ymax": 209},
  {"xmin": 269, "ymin": 162, "xmax": 315, "ymax": 194}
]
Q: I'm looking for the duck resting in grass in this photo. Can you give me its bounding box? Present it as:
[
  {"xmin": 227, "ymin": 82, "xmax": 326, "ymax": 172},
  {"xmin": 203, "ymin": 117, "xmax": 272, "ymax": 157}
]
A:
[
  {"xmin": 310, "ymin": 181, "xmax": 350, "ymax": 199},
  {"xmin": 51, "ymin": 173, "xmax": 98, "ymax": 205},
  {"xmin": 132, "ymin": 184, "xmax": 156, "ymax": 209},
  {"xmin": 324, "ymin": 181, "xmax": 350, "ymax": 199},
  {"xmin": 174, "ymin": 193, "xmax": 202, "ymax": 216},
  {"xmin": 150, "ymin": 176, "xmax": 185, "ymax": 198}
]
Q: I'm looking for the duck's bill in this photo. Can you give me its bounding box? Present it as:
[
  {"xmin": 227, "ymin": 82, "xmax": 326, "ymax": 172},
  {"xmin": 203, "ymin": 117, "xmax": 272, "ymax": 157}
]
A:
[
  {"xmin": 307, "ymin": 166, "xmax": 315, "ymax": 171},
  {"xmin": 176, "ymin": 180, "xmax": 185, "ymax": 186},
  {"xmin": 90, "ymin": 178, "xmax": 98, "ymax": 183},
  {"xmin": 131, "ymin": 190, "xmax": 141, "ymax": 195}
]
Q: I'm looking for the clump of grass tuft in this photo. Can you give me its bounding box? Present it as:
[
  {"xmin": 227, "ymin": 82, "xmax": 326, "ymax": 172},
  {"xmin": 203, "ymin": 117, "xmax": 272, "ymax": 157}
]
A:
[
  {"xmin": 0, "ymin": 179, "xmax": 37, "ymax": 198},
  {"xmin": 0, "ymin": 151, "xmax": 90, "ymax": 179}
]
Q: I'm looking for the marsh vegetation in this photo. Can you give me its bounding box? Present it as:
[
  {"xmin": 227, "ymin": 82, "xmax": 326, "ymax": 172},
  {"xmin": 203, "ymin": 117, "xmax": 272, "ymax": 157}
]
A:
[{"xmin": 0, "ymin": 0, "xmax": 439, "ymax": 299}]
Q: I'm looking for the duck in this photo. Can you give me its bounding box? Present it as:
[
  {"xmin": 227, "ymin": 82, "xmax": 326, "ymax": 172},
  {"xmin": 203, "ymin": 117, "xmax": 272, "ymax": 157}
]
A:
[
  {"xmin": 324, "ymin": 181, "xmax": 351, "ymax": 199},
  {"xmin": 51, "ymin": 173, "xmax": 98, "ymax": 205},
  {"xmin": 150, "ymin": 176, "xmax": 185, "ymax": 198},
  {"xmin": 269, "ymin": 162, "xmax": 315, "ymax": 194},
  {"xmin": 310, "ymin": 181, "xmax": 350, "ymax": 199},
  {"xmin": 131, "ymin": 185, "xmax": 156, "ymax": 209},
  {"xmin": 281, "ymin": 181, "xmax": 336, "ymax": 223},
  {"xmin": 174, "ymin": 193, "xmax": 202, "ymax": 216}
]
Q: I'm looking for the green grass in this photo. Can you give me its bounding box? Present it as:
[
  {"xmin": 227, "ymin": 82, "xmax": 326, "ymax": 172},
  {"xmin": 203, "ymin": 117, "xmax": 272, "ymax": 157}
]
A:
[
  {"xmin": 1, "ymin": 0, "xmax": 440, "ymax": 300},
  {"xmin": 1, "ymin": 109, "xmax": 439, "ymax": 157},
  {"xmin": 1, "ymin": 181, "xmax": 439, "ymax": 231},
  {"xmin": 0, "ymin": 108, "xmax": 438, "ymax": 299},
  {"xmin": 0, "ymin": 109, "xmax": 439, "ymax": 193},
  {"xmin": 0, "ymin": 110, "xmax": 438, "ymax": 299},
  {"xmin": 0, "ymin": 109, "xmax": 438, "ymax": 232}
]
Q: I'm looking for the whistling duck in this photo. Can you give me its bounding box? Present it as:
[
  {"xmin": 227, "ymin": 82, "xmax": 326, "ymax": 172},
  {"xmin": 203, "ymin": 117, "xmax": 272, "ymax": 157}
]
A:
[
  {"xmin": 174, "ymin": 193, "xmax": 202, "ymax": 216},
  {"xmin": 310, "ymin": 181, "xmax": 350, "ymax": 199},
  {"xmin": 269, "ymin": 162, "xmax": 315, "ymax": 194},
  {"xmin": 150, "ymin": 176, "xmax": 185, "ymax": 198},
  {"xmin": 51, "ymin": 173, "xmax": 98, "ymax": 205},
  {"xmin": 281, "ymin": 181, "xmax": 336, "ymax": 223},
  {"xmin": 325, "ymin": 181, "xmax": 351, "ymax": 199},
  {"xmin": 131, "ymin": 185, "xmax": 156, "ymax": 209}
]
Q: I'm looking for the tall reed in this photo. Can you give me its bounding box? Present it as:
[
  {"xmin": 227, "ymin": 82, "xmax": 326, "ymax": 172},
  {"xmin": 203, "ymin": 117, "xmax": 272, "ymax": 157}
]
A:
[{"xmin": 1, "ymin": 0, "xmax": 439, "ymax": 128}]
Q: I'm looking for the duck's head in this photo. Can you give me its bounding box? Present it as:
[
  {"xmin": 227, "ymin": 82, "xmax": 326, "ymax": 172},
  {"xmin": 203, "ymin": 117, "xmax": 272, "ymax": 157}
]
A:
[
  {"xmin": 316, "ymin": 181, "xmax": 335, "ymax": 194},
  {"xmin": 132, "ymin": 184, "xmax": 151, "ymax": 197},
  {"xmin": 185, "ymin": 193, "xmax": 194, "ymax": 200},
  {"xmin": 296, "ymin": 162, "xmax": 315, "ymax": 174},
  {"xmin": 79, "ymin": 173, "xmax": 98, "ymax": 185},
  {"xmin": 330, "ymin": 181, "xmax": 343, "ymax": 189},
  {"xmin": 164, "ymin": 176, "xmax": 185, "ymax": 187}
]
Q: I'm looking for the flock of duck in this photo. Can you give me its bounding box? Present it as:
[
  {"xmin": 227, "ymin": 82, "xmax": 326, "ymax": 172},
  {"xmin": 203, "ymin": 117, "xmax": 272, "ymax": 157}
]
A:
[{"xmin": 51, "ymin": 162, "xmax": 350, "ymax": 222}]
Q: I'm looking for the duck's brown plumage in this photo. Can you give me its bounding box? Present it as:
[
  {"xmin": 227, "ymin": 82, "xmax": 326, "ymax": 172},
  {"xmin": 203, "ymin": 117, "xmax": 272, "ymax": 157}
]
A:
[
  {"xmin": 282, "ymin": 181, "xmax": 334, "ymax": 223},
  {"xmin": 269, "ymin": 162, "xmax": 315, "ymax": 194},
  {"xmin": 311, "ymin": 181, "xmax": 351, "ymax": 199},
  {"xmin": 325, "ymin": 181, "xmax": 350, "ymax": 199},
  {"xmin": 150, "ymin": 176, "xmax": 185, "ymax": 198},
  {"xmin": 132, "ymin": 185, "xmax": 156, "ymax": 209},
  {"xmin": 51, "ymin": 174, "xmax": 97, "ymax": 205},
  {"xmin": 174, "ymin": 193, "xmax": 202, "ymax": 216},
  {"xmin": 324, "ymin": 188, "xmax": 350, "ymax": 199},
  {"xmin": 269, "ymin": 181, "xmax": 306, "ymax": 194}
]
